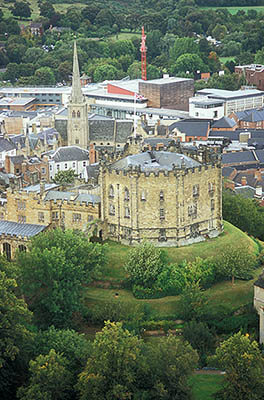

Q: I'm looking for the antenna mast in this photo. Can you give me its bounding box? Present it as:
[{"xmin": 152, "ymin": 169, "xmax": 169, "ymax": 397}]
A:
[{"xmin": 140, "ymin": 26, "xmax": 147, "ymax": 81}]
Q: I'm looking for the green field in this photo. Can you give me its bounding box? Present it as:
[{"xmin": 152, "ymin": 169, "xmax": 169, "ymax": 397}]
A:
[
  {"xmin": 107, "ymin": 32, "xmax": 141, "ymax": 41},
  {"xmin": 200, "ymin": 5, "xmax": 264, "ymax": 14},
  {"xmin": 220, "ymin": 56, "xmax": 236, "ymax": 63},
  {"xmin": 190, "ymin": 374, "xmax": 225, "ymax": 400}
]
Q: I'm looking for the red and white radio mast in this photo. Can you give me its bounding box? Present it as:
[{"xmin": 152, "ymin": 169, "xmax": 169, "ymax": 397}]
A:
[{"xmin": 140, "ymin": 26, "xmax": 147, "ymax": 81}]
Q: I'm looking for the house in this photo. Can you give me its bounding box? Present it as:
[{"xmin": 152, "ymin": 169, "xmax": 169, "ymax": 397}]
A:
[
  {"xmin": 211, "ymin": 116, "xmax": 237, "ymax": 131},
  {"xmin": 48, "ymin": 146, "xmax": 90, "ymax": 180},
  {"xmin": 189, "ymin": 96, "xmax": 225, "ymax": 120},
  {"xmin": 235, "ymin": 64, "xmax": 264, "ymax": 91},
  {"xmin": 168, "ymin": 120, "xmax": 210, "ymax": 142},
  {"xmin": 5, "ymin": 154, "xmax": 49, "ymax": 186},
  {"xmin": 229, "ymin": 108, "xmax": 264, "ymax": 130},
  {"xmin": 29, "ymin": 22, "xmax": 43, "ymax": 36},
  {"xmin": 0, "ymin": 137, "xmax": 16, "ymax": 168}
]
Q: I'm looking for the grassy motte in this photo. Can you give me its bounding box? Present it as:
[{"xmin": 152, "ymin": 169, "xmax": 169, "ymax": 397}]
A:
[{"xmin": 189, "ymin": 374, "xmax": 225, "ymax": 400}]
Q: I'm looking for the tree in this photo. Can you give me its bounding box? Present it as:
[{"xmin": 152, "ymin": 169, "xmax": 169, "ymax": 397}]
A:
[
  {"xmin": 39, "ymin": 2, "xmax": 55, "ymax": 19},
  {"xmin": 53, "ymin": 169, "xmax": 75, "ymax": 185},
  {"xmin": 211, "ymin": 23, "xmax": 228, "ymax": 40},
  {"xmin": 214, "ymin": 244, "xmax": 256, "ymax": 285},
  {"xmin": 11, "ymin": 1, "xmax": 31, "ymax": 18},
  {"xmin": 142, "ymin": 335, "xmax": 199, "ymax": 399},
  {"xmin": 77, "ymin": 321, "xmax": 143, "ymax": 400},
  {"xmin": 124, "ymin": 241, "xmax": 167, "ymax": 288},
  {"xmin": 182, "ymin": 321, "xmax": 215, "ymax": 365},
  {"xmin": 17, "ymin": 349, "xmax": 74, "ymax": 400},
  {"xmin": 127, "ymin": 61, "xmax": 141, "ymax": 79},
  {"xmin": 255, "ymin": 47, "xmax": 264, "ymax": 64},
  {"xmin": 22, "ymin": 48, "xmax": 44, "ymax": 64},
  {"xmin": 170, "ymin": 37, "xmax": 199, "ymax": 62},
  {"xmin": 171, "ymin": 53, "xmax": 206, "ymax": 75},
  {"xmin": 178, "ymin": 281, "xmax": 208, "ymax": 321},
  {"xmin": 17, "ymin": 228, "xmax": 107, "ymax": 328},
  {"xmin": 93, "ymin": 64, "xmax": 120, "ymax": 82},
  {"xmin": 210, "ymin": 332, "xmax": 264, "ymax": 400},
  {"xmin": 34, "ymin": 67, "xmax": 56, "ymax": 86}
]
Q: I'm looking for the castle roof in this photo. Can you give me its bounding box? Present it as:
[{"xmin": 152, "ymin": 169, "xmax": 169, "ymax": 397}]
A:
[
  {"xmin": 109, "ymin": 151, "xmax": 201, "ymax": 172},
  {"xmin": 0, "ymin": 220, "xmax": 46, "ymax": 238}
]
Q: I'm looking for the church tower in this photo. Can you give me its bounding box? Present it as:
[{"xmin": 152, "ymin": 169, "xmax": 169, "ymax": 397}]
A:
[{"xmin": 67, "ymin": 41, "xmax": 89, "ymax": 148}]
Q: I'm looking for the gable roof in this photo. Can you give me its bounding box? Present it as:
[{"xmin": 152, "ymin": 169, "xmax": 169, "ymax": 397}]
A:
[
  {"xmin": 212, "ymin": 116, "xmax": 237, "ymax": 128},
  {"xmin": 0, "ymin": 137, "xmax": 16, "ymax": 152},
  {"xmin": 169, "ymin": 121, "xmax": 209, "ymax": 137},
  {"xmin": 51, "ymin": 146, "xmax": 89, "ymax": 162},
  {"xmin": 0, "ymin": 220, "xmax": 46, "ymax": 238},
  {"xmin": 222, "ymin": 151, "xmax": 256, "ymax": 164},
  {"xmin": 235, "ymin": 108, "xmax": 264, "ymax": 122}
]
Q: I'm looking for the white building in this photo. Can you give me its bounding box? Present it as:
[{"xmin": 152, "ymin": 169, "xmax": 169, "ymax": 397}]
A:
[
  {"xmin": 0, "ymin": 137, "xmax": 16, "ymax": 168},
  {"xmin": 48, "ymin": 146, "xmax": 89, "ymax": 180},
  {"xmin": 189, "ymin": 96, "xmax": 225, "ymax": 119}
]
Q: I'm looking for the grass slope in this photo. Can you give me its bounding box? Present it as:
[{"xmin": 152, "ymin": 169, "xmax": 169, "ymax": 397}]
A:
[{"xmin": 85, "ymin": 222, "xmax": 260, "ymax": 317}]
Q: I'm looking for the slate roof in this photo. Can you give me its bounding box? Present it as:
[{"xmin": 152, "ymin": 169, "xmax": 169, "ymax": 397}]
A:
[
  {"xmin": 110, "ymin": 151, "xmax": 201, "ymax": 172},
  {"xmin": 222, "ymin": 166, "xmax": 236, "ymax": 177},
  {"xmin": 144, "ymin": 138, "xmax": 176, "ymax": 147},
  {"xmin": 234, "ymin": 186, "xmax": 256, "ymax": 198},
  {"xmin": 52, "ymin": 146, "xmax": 89, "ymax": 162},
  {"xmin": 234, "ymin": 172, "xmax": 264, "ymax": 189},
  {"xmin": 115, "ymin": 120, "xmax": 133, "ymax": 143},
  {"xmin": 169, "ymin": 121, "xmax": 209, "ymax": 137},
  {"xmin": 23, "ymin": 183, "xmax": 58, "ymax": 193},
  {"xmin": 9, "ymin": 155, "xmax": 25, "ymax": 164},
  {"xmin": 0, "ymin": 220, "xmax": 46, "ymax": 238},
  {"xmin": 0, "ymin": 137, "xmax": 16, "ymax": 152},
  {"xmin": 235, "ymin": 108, "xmax": 264, "ymax": 122},
  {"xmin": 89, "ymin": 119, "xmax": 115, "ymax": 142},
  {"xmin": 86, "ymin": 164, "xmax": 100, "ymax": 180},
  {"xmin": 222, "ymin": 151, "xmax": 256, "ymax": 164},
  {"xmin": 212, "ymin": 116, "xmax": 237, "ymax": 128},
  {"xmin": 44, "ymin": 190, "xmax": 100, "ymax": 204}
]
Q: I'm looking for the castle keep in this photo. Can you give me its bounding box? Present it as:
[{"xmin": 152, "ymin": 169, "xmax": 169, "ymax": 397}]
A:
[{"xmin": 99, "ymin": 145, "xmax": 223, "ymax": 246}]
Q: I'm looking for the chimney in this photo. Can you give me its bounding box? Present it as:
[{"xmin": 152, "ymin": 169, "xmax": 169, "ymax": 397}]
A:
[
  {"xmin": 241, "ymin": 176, "xmax": 247, "ymax": 186},
  {"xmin": 255, "ymin": 185, "xmax": 262, "ymax": 198},
  {"xmin": 89, "ymin": 143, "xmax": 97, "ymax": 164},
  {"xmin": 5, "ymin": 155, "xmax": 10, "ymax": 173}
]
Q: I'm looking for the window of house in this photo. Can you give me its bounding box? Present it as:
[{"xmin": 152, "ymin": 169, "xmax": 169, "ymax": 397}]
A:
[
  {"xmin": 83, "ymin": 161, "xmax": 86, "ymax": 167},
  {"xmin": 159, "ymin": 190, "xmax": 164, "ymax": 201},
  {"xmin": 64, "ymin": 163, "xmax": 68, "ymax": 169},
  {"xmin": 56, "ymin": 164, "xmax": 60, "ymax": 170},
  {"xmin": 141, "ymin": 190, "xmax": 146, "ymax": 201},
  {"xmin": 18, "ymin": 244, "xmax": 26, "ymax": 252},
  {"xmin": 38, "ymin": 212, "xmax": 44, "ymax": 223},
  {"xmin": 124, "ymin": 207, "xmax": 130, "ymax": 218},
  {"xmin": 109, "ymin": 185, "xmax": 114, "ymax": 199},
  {"xmin": 49, "ymin": 164, "xmax": 52, "ymax": 171},
  {"xmin": 109, "ymin": 203, "xmax": 115, "ymax": 216},
  {"xmin": 73, "ymin": 213, "xmax": 81, "ymax": 222},
  {"xmin": 3, "ymin": 242, "xmax": 11, "ymax": 260},
  {"xmin": 193, "ymin": 184, "xmax": 199, "ymax": 197},
  {"xmin": 214, "ymin": 110, "xmax": 218, "ymax": 118},
  {"xmin": 160, "ymin": 208, "xmax": 165, "ymax": 219},
  {"xmin": 52, "ymin": 211, "xmax": 58, "ymax": 221},
  {"xmin": 124, "ymin": 187, "xmax": 129, "ymax": 201},
  {"xmin": 72, "ymin": 162, "xmax": 76, "ymax": 168},
  {"xmin": 41, "ymin": 167, "xmax": 46, "ymax": 174}
]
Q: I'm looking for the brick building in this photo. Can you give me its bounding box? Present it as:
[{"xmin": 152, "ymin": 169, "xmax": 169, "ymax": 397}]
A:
[{"xmin": 235, "ymin": 64, "xmax": 264, "ymax": 91}]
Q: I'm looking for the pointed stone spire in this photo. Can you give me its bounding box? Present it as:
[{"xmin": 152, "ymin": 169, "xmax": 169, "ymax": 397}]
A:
[{"xmin": 71, "ymin": 41, "xmax": 84, "ymax": 104}]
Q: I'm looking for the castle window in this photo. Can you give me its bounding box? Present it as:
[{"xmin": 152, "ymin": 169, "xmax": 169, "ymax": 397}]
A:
[
  {"xmin": 0, "ymin": 212, "xmax": 4, "ymax": 220},
  {"xmin": 18, "ymin": 215, "xmax": 26, "ymax": 223},
  {"xmin": 211, "ymin": 199, "xmax": 215, "ymax": 212},
  {"xmin": 3, "ymin": 242, "xmax": 11, "ymax": 260},
  {"xmin": 73, "ymin": 213, "xmax": 81, "ymax": 222},
  {"xmin": 109, "ymin": 204, "xmax": 115, "ymax": 216},
  {"xmin": 124, "ymin": 207, "xmax": 130, "ymax": 218},
  {"xmin": 109, "ymin": 185, "xmax": 114, "ymax": 199},
  {"xmin": 208, "ymin": 182, "xmax": 214, "ymax": 192},
  {"xmin": 18, "ymin": 244, "xmax": 26, "ymax": 252},
  {"xmin": 141, "ymin": 190, "xmax": 146, "ymax": 201},
  {"xmin": 160, "ymin": 208, "xmax": 165, "ymax": 219},
  {"xmin": 109, "ymin": 224, "xmax": 116, "ymax": 233},
  {"xmin": 77, "ymin": 110, "xmax": 80, "ymax": 118},
  {"xmin": 88, "ymin": 215, "xmax": 94, "ymax": 222},
  {"xmin": 75, "ymin": 139, "xmax": 79, "ymax": 144},
  {"xmin": 188, "ymin": 205, "xmax": 197, "ymax": 218},
  {"xmin": 124, "ymin": 188, "xmax": 130, "ymax": 201},
  {"xmin": 17, "ymin": 200, "xmax": 26, "ymax": 210},
  {"xmin": 52, "ymin": 211, "xmax": 58, "ymax": 221},
  {"xmin": 38, "ymin": 212, "xmax": 44, "ymax": 223},
  {"xmin": 72, "ymin": 111, "xmax": 76, "ymax": 118},
  {"xmin": 193, "ymin": 185, "xmax": 199, "ymax": 197},
  {"xmin": 159, "ymin": 191, "xmax": 164, "ymax": 201},
  {"xmin": 159, "ymin": 228, "xmax": 166, "ymax": 242}
]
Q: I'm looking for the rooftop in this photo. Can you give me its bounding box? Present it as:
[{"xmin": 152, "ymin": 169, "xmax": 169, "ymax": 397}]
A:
[
  {"xmin": 0, "ymin": 220, "xmax": 46, "ymax": 238},
  {"xmin": 141, "ymin": 77, "xmax": 193, "ymax": 85},
  {"xmin": 197, "ymin": 88, "xmax": 264, "ymax": 100}
]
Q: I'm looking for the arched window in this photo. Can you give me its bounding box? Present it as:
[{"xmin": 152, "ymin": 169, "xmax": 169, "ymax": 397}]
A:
[
  {"xmin": 72, "ymin": 110, "xmax": 76, "ymax": 118},
  {"xmin": 77, "ymin": 110, "xmax": 80, "ymax": 118},
  {"xmin": 159, "ymin": 190, "xmax": 164, "ymax": 201},
  {"xmin": 109, "ymin": 204, "xmax": 115, "ymax": 216},
  {"xmin": 124, "ymin": 187, "xmax": 129, "ymax": 201},
  {"xmin": 18, "ymin": 244, "xmax": 27, "ymax": 252},
  {"xmin": 124, "ymin": 207, "xmax": 130, "ymax": 218},
  {"xmin": 3, "ymin": 242, "xmax": 11, "ymax": 260},
  {"xmin": 109, "ymin": 185, "xmax": 114, "ymax": 199}
]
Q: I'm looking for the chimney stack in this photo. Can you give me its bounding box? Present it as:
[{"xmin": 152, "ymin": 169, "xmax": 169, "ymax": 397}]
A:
[{"xmin": 241, "ymin": 176, "xmax": 247, "ymax": 186}]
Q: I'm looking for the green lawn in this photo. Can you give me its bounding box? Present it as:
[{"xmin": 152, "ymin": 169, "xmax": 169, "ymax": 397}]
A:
[
  {"xmin": 200, "ymin": 6, "xmax": 264, "ymax": 14},
  {"xmin": 107, "ymin": 32, "xmax": 141, "ymax": 42},
  {"xmin": 190, "ymin": 374, "xmax": 225, "ymax": 400},
  {"xmin": 102, "ymin": 221, "xmax": 258, "ymax": 283}
]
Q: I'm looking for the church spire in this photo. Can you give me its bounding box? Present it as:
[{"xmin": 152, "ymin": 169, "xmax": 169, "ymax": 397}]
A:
[{"xmin": 71, "ymin": 41, "xmax": 84, "ymax": 103}]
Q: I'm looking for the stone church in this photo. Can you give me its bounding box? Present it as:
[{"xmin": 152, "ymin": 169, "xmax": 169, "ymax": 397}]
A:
[{"xmin": 65, "ymin": 42, "xmax": 133, "ymax": 152}]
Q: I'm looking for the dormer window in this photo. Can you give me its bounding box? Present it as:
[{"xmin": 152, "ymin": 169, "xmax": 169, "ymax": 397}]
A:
[
  {"xmin": 109, "ymin": 185, "xmax": 114, "ymax": 199},
  {"xmin": 124, "ymin": 187, "xmax": 129, "ymax": 201}
]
